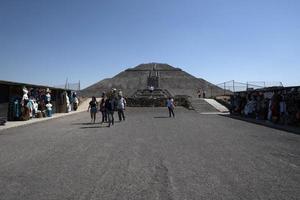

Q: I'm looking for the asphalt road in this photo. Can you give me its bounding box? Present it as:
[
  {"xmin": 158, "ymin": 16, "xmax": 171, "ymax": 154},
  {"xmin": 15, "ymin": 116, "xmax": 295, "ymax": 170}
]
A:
[{"xmin": 0, "ymin": 107, "xmax": 299, "ymax": 200}]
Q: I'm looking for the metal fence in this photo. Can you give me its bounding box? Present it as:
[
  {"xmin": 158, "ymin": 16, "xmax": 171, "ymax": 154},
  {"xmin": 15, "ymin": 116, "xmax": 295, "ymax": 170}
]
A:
[
  {"xmin": 212, "ymin": 80, "xmax": 283, "ymax": 96},
  {"xmin": 54, "ymin": 81, "xmax": 80, "ymax": 91}
]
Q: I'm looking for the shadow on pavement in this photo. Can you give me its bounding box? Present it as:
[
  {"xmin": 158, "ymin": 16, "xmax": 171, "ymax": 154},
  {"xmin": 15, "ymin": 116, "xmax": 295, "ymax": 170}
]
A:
[
  {"xmin": 72, "ymin": 121, "xmax": 121, "ymax": 125},
  {"xmin": 72, "ymin": 122, "xmax": 95, "ymax": 125},
  {"xmin": 80, "ymin": 126, "xmax": 107, "ymax": 129},
  {"xmin": 154, "ymin": 116, "xmax": 170, "ymax": 119},
  {"xmin": 73, "ymin": 120, "xmax": 123, "ymax": 129}
]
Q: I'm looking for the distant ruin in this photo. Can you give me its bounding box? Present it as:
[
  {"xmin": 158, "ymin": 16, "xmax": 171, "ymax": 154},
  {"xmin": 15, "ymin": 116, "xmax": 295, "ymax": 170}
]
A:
[{"xmin": 80, "ymin": 63, "xmax": 225, "ymax": 101}]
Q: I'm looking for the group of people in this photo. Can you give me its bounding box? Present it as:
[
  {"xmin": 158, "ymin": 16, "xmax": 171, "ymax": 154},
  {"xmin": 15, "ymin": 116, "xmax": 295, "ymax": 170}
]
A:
[
  {"xmin": 197, "ymin": 89, "xmax": 206, "ymax": 98},
  {"xmin": 230, "ymin": 88, "xmax": 300, "ymax": 126},
  {"xmin": 87, "ymin": 89, "xmax": 176, "ymax": 127},
  {"xmin": 88, "ymin": 89, "xmax": 126, "ymax": 127}
]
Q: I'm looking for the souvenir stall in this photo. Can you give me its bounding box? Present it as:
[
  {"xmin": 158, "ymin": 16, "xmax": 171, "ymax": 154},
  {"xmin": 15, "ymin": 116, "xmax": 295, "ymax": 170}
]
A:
[
  {"xmin": 230, "ymin": 86, "xmax": 300, "ymax": 126},
  {"xmin": 0, "ymin": 80, "xmax": 74, "ymax": 121}
]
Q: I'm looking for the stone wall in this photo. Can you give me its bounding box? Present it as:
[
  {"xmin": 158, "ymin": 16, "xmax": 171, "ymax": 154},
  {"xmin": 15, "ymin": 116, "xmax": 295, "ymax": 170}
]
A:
[{"xmin": 126, "ymin": 95, "xmax": 192, "ymax": 109}]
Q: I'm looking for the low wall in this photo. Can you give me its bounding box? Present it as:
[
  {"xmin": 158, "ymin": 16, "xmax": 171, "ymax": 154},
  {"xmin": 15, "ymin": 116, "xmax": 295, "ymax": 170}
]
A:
[{"xmin": 126, "ymin": 95, "xmax": 192, "ymax": 109}]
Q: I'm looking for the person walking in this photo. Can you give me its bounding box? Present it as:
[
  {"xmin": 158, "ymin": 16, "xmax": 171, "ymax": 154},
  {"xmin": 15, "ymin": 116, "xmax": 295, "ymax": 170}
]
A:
[
  {"xmin": 105, "ymin": 95, "xmax": 115, "ymax": 127},
  {"xmin": 117, "ymin": 95, "xmax": 126, "ymax": 121},
  {"xmin": 88, "ymin": 96, "xmax": 98, "ymax": 123},
  {"xmin": 202, "ymin": 90, "xmax": 206, "ymax": 98},
  {"xmin": 167, "ymin": 97, "xmax": 175, "ymax": 117},
  {"xmin": 198, "ymin": 89, "xmax": 201, "ymax": 98},
  {"xmin": 99, "ymin": 92, "xmax": 107, "ymax": 123}
]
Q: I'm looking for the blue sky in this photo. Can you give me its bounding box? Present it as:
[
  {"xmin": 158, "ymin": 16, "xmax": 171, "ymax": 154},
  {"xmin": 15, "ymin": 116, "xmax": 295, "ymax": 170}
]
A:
[{"xmin": 0, "ymin": 0, "xmax": 299, "ymax": 89}]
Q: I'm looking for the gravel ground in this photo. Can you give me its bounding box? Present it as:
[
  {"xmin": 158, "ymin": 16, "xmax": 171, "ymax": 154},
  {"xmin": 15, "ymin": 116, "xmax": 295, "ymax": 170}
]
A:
[{"xmin": 0, "ymin": 107, "xmax": 299, "ymax": 200}]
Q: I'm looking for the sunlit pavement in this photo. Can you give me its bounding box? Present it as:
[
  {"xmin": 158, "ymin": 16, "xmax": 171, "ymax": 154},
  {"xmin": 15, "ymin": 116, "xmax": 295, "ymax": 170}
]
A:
[{"xmin": 0, "ymin": 107, "xmax": 299, "ymax": 200}]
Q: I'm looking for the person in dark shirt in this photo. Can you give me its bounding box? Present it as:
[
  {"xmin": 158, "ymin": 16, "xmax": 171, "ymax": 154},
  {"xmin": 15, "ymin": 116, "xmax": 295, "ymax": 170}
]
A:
[
  {"xmin": 99, "ymin": 92, "xmax": 107, "ymax": 123},
  {"xmin": 105, "ymin": 95, "xmax": 115, "ymax": 127},
  {"xmin": 88, "ymin": 96, "xmax": 98, "ymax": 123}
]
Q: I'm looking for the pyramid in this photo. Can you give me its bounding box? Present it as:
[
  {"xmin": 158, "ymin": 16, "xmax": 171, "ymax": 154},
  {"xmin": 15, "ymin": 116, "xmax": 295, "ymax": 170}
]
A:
[{"xmin": 80, "ymin": 63, "xmax": 224, "ymax": 98}]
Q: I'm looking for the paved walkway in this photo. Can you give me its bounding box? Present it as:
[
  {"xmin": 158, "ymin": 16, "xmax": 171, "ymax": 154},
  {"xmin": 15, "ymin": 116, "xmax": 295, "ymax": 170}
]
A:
[
  {"xmin": 228, "ymin": 115, "xmax": 300, "ymax": 135},
  {"xmin": 0, "ymin": 107, "xmax": 299, "ymax": 200}
]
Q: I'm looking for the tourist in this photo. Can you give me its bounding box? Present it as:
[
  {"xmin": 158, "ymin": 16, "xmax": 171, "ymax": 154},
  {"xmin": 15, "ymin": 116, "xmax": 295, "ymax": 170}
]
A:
[
  {"xmin": 117, "ymin": 95, "xmax": 126, "ymax": 121},
  {"xmin": 198, "ymin": 89, "xmax": 201, "ymax": 98},
  {"xmin": 105, "ymin": 95, "xmax": 115, "ymax": 127},
  {"xmin": 99, "ymin": 92, "xmax": 107, "ymax": 123},
  {"xmin": 149, "ymin": 86, "xmax": 154, "ymax": 93},
  {"xmin": 202, "ymin": 90, "xmax": 206, "ymax": 98},
  {"xmin": 167, "ymin": 97, "xmax": 175, "ymax": 117},
  {"xmin": 88, "ymin": 96, "xmax": 98, "ymax": 123}
]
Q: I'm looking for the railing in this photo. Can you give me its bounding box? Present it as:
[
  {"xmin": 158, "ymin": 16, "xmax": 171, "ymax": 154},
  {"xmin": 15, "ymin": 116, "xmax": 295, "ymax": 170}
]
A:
[
  {"xmin": 54, "ymin": 81, "xmax": 81, "ymax": 91},
  {"xmin": 210, "ymin": 80, "xmax": 283, "ymax": 97}
]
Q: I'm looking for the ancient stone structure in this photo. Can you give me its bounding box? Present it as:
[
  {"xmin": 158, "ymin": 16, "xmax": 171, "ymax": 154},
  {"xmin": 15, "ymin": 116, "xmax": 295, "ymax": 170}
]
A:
[{"xmin": 80, "ymin": 63, "xmax": 225, "ymax": 104}]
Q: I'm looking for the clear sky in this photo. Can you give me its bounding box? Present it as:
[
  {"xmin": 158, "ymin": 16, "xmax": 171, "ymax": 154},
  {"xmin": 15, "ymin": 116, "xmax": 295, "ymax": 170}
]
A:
[{"xmin": 1, "ymin": 0, "xmax": 299, "ymax": 89}]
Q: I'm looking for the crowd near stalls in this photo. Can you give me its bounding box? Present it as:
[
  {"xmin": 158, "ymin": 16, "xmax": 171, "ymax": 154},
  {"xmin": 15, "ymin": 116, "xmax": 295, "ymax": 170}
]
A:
[
  {"xmin": 230, "ymin": 86, "xmax": 300, "ymax": 126},
  {"xmin": 0, "ymin": 80, "xmax": 79, "ymax": 123}
]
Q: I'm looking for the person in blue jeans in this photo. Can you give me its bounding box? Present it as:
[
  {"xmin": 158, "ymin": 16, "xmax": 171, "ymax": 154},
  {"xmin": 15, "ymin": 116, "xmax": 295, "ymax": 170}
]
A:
[{"xmin": 166, "ymin": 97, "xmax": 175, "ymax": 117}]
